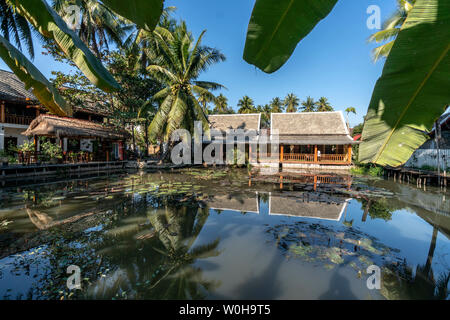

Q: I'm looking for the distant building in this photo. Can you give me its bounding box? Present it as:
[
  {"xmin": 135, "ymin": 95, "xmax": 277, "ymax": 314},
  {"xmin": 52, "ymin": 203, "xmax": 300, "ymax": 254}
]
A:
[
  {"xmin": 0, "ymin": 69, "xmax": 128, "ymax": 162},
  {"xmin": 405, "ymin": 112, "xmax": 450, "ymax": 170}
]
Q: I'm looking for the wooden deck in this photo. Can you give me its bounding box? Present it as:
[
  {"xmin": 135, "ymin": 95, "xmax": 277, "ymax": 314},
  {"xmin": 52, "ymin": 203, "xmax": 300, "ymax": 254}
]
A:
[{"xmin": 0, "ymin": 161, "xmax": 129, "ymax": 186}]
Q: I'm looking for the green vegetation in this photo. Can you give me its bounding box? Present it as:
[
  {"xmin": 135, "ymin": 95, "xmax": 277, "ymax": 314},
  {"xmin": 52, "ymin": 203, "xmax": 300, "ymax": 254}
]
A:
[
  {"xmin": 368, "ymin": 0, "xmax": 416, "ymax": 62},
  {"xmin": 350, "ymin": 164, "xmax": 385, "ymax": 177}
]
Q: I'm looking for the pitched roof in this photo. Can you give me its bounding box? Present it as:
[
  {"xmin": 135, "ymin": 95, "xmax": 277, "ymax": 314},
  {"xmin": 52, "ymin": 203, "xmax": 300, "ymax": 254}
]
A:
[
  {"xmin": 0, "ymin": 69, "xmax": 38, "ymax": 103},
  {"xmin": 0, "ymin": 69, "xmax": 110, "ymax": 116},
  {"xmin": 269, "ymin": 193, "xmax": 349, "ymax": 221},
  {"xmin": 22, "ymin": 114, "xmax": 129, "ymax": 140},
  {"xmin": 208, "ymin": 114, "xmax": 261, "ymax": 132},
  {"xmin": 271, "ymin": 111, "xmax": 358, "ymax": 144},
  {"xmin": 271, "ymin": 111, "xmax": 349, "ymax": 135},
  {"xmin": 207, "ymin": 192, "xmax": 259, "ymax": 214}
]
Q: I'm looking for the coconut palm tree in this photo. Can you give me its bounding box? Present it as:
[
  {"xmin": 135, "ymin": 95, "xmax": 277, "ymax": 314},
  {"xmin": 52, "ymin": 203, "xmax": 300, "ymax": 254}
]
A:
[
  {"xmin": 316, "ymin": 97, "xmax": 334, "ymax": 112},
  {"xmin": 213, "ymin": 94, "xmax": 231, "ymax": 114},
  {"xmin": 0, "ymin": 0, "xmax": 36, "ymax": 58},
  {"xmin": 52, "ymin": 0, "xmax": 130, "ymax": 58},
  {"xmin": 284, "ymin": 93, "xmax": 299, "ymax": 113},
  {"xmin": 345, "ymin": 107, "xmax": 357, "ymax": 129},
  {"xmin": 368, "ymin": 0, "xmax": 416, "ymax": 62},
  {"xmin": 197, "ymin": 91, "xmax": 214, "ymax": 115},
  {"xmin": 301, "ymin": 96, "xmax": 316, "ymax": 112},
  {"xmin": 237, "ymin": 95, "xmax": 255, "ymax": 114},
  {"xmin": 270, "ymin": 97, "xmax": 284, "ymax": 113},
  {"xmin": 257, "ymin": 104, "xmax": 271, "ymax": 128},
  {"xmin": 146, "ymin": 22, "xmax": 225, "ymax": 143}
]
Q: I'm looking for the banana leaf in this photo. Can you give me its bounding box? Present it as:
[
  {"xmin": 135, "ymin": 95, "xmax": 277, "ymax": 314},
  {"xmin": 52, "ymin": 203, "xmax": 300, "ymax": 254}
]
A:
[
  {"xmin": 9, "ymin": 0, "xmax": 120, "ymax": 92},
  {"xmin": 102, "ymin": 0, "xmax": 164, "ymax": 31},
  {"xmin": 359, "ymin": 0, "xmax": 450, "ymax": 167},
  {"xmin": 244, "ymin": 0, "xmax": 338, "ymax": 73},
  {"xmin": 0, "ymin": 35, "xmax": 71, "ymax": 116}
]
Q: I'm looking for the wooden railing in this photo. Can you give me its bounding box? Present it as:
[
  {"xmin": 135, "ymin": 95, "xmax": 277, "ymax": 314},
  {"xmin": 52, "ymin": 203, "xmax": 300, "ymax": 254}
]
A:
[
  {"xmin": 4, "ymin": 114, "xmax": 35, "ymax": 125},
  {"xmin": 282, "ymin": 153, "xmax": 348, "ymax": 163},
  {"xmin": 283, "ymin": 153, "xmax": 315, "ymax": 162},
  {"xmin": 318, "ymin": 154, "xmax": 347, "ymax": 163}
]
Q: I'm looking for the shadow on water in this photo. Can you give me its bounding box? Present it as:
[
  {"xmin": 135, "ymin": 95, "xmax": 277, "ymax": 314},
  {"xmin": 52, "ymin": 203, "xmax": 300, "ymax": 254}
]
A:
[{"xmin": 319, "ymin": 265, "xmax": 357, "ymax": 300}]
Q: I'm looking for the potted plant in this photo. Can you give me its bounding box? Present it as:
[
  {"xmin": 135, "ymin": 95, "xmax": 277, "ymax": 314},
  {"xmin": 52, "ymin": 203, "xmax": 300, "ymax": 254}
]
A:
[{"xmin": 40, "ymin": 141, "xmax": 63, "ymax": 164}]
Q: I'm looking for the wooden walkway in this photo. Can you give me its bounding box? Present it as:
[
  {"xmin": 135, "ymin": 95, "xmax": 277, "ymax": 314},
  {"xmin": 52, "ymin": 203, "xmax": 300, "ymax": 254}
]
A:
[
  {"xmin": 385, "ymin": 167, "xmax": 449, "ymax": 188},
  {"xmin": 0, "ymin": 161, "xmax": 129, "ymax": 186}
]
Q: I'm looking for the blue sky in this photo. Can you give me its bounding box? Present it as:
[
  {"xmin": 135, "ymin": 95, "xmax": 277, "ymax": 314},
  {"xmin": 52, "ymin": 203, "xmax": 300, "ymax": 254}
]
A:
[{"xmin": 0, "ymin": 0, "xmax": 397, "ymax": 127}]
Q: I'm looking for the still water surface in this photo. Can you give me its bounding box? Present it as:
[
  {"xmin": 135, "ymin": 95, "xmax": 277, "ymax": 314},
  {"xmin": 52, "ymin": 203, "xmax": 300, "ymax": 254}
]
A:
[{"xmin": 0, "ymin": 168, "xmax": 449, "ymax": 299}]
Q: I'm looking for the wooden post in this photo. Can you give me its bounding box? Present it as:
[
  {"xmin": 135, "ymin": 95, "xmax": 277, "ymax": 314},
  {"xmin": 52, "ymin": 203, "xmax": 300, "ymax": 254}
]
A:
[
  {"xmin": 280, "ymin": 145, "xmax": 284, "ymax": 163},
  {"xmin": 0, "ymin": 101, "xmax": 5, "ymax": 123},
  {"xmin": 314, "ymin": 145, "xmax": 318, "ymax": 163},
  {"xmin": 347, "ymin": 145, "xmax": 352, "ymax": 164},
  {"xmin": 248, "ymin": 144, "xmax": 252, "ymax": 164},
  {"xmin": 314, "ymin": 175, "xmax": 317, "ymax": 191},
  {"xmin": 36, "ymin": 108, "xmax": 40, "ymax": 117}
]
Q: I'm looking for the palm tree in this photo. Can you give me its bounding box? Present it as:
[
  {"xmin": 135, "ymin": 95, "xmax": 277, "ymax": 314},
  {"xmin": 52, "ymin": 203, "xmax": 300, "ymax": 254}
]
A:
[
  {"xmin": 0, "ymin": 0, "xmax": 35, "ymax": 58},
  {"xmin": 197, "ymin": 91, "xmax": 214, "ymax": 115},
  {"xmin": 257, "ymin": 104, "xmax": 271, "ymax": 128},
  {"xmin": 345, "ymin": 107, "xmax": 357, "ymax": 129},
  {"xmin": 301, "ymin": 96, "xmax": 316, "ymax": 112},
  {"xmin": 146, "ymin": 22, "xmax": 225, "ymax": 143},
  {"xmin": 316, "ymin": 97, "xmax": 334, "ymax": 112},
  {"xmin": 213, "ymin": 94, "xmax": 230, "ymax": 114},
  {"xmin": 270, "ymin": 97, "xmax": 284, "ymax": 113},
  {"xmin": 237, "ymin": 95, "xmax": 255, "ymax": 114},
  {"xmin": 284, "ymin": 93, "xmax": 299, "ymax": 113},
  {"xmin": 368, "ymin": 0, "xmax": 416, "ymax": 62},
  {"xmin": 53, "ymin": 0, "xmax": 130, "ymax": 58}
]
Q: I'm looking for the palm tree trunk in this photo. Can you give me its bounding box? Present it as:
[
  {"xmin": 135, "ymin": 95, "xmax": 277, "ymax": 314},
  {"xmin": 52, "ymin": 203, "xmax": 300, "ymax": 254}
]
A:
[{"xmin": 145, "ymin": 120, "xmax": 149, "ymax": 157}]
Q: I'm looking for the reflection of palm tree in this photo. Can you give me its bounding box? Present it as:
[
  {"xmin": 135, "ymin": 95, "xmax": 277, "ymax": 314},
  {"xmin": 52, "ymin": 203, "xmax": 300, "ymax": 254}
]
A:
[
  {"xmin": 382, "ymin": 225, "xmax": 449, "ymax": 299},
  {"xmin": 145, "ymin": 205, "xmax": 221, "ymax": 299}
]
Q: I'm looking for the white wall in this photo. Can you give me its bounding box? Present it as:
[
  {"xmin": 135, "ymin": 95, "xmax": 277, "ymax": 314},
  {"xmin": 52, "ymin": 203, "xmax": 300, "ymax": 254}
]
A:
[
  {"xmin": 0, "ymin": 126, "xmax": 30, "ymax": 150},
  {"xmin": 405, "ymin": 149, "xmax": 450, "ymax": 170}
]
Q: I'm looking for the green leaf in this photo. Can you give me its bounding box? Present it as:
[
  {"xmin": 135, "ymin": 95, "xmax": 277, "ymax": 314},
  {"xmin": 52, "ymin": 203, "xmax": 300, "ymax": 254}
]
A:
[
  {"xmin": 243, "ymin": 0, "xmax": 338, "ymax": 73},
  {"xmin": 359, "ymin": 0, "xmax": 450, "ymax": 167},
  {"xmin": 0, "ymin": 35, "xmax": 71, "ymax": 116},
  {"xmin": 102, "ymin": 0, "xmax": 164, "ymax": 32},
  {"xmin": 9, "ymin": 0, "xmax": 120, "ymax": 92}
]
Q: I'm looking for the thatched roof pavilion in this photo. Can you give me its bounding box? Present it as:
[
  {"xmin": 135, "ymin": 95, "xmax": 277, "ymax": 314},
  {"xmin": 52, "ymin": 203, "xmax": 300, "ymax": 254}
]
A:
[{"xmin": 22, "ymin": 114, "xmax": 129, "ymax": 140}]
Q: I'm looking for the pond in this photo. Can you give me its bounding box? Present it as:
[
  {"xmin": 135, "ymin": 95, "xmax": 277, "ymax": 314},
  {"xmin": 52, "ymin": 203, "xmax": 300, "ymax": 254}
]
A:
[{"xmin": 0, "ymin": 168, "xmax": 449, "ymax": 300}]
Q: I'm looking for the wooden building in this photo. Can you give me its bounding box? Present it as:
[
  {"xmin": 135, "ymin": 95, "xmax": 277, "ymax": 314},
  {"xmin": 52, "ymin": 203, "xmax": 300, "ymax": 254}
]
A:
[
  {"xmin": 22, "ymin": 115, "xmax": 129, "ymax": 162},
  {"xmin": 269, "ymin": 111, "xmax": 358, "ymax": 167},
  {"xmin": 204, "ymin": 114, "xmax": 261, "ymax": 164},
  {"xmin": 0, "ymin": 69, "xmax": 127, "ymax": 163}
]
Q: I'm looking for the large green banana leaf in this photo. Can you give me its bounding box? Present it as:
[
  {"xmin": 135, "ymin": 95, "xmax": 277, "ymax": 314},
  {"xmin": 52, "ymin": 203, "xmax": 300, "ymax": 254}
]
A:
[
  {"xmin": 359, "ymin": 0, "xmax": 450, "ymax": 167},
  {"xmin": 8, "ymin": 0, "xmax": 120, "ymax": 92},
  {"xmin": 243, "ymin": 0, "xmax": 338, "ymax": 73},
  {"xmin": 102, "ymin": 0, "xmax": 164, "ymax": 31},
  {"xmin": 0, "ymin": 35, "xmax": 71, "ymax": 116}
]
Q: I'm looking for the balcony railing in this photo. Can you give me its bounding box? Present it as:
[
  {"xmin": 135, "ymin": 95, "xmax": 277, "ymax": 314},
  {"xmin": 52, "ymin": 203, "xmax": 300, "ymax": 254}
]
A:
[
  {"xmin": 282, "ymin": 153, "xmax": 348, "ymax": 163},
  {"xmin": 4, "ymin": 114, "xmax": 35, "ymax": 125}
]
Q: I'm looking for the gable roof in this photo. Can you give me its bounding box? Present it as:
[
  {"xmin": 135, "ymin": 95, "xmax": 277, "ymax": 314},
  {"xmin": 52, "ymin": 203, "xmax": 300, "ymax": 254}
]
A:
[
  {"xmin": 0, "ymin": 69, "xmax": 110, "ymax": 116},
  {"xmin": 22, "ymin": 114, "xmax": 129, "ymax": 140},
  {"xmin": 270, "ymin": 111, "xmax": 357, "ymax": 145},
  {"xmin": 208, "ymin": 114, "xmax": 261, "ymax": 132},
  {"xmin": 0, "ymin": 69, "xmax": 38, "ymax": 103},
  {"xmin": 269, "ymin": 193, "xmax": 349, "ymax": 221},
  {"xmin": 271, "ymin": 111, "xmax": 349, "ymax": 135}
]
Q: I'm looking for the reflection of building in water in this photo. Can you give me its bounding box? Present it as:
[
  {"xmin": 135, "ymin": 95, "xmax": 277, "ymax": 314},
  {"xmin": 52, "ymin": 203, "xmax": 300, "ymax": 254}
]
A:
[
  {"xmin": 207, "ymin": 191, "xmax": 351, "ymax": 221},
  {"xmin": 269, "ymin": 193, "xmax": 351, "ymax": 221},
  {"xmin": 208, "ymin": 192, "xmax": 259, "ymax": 214}
]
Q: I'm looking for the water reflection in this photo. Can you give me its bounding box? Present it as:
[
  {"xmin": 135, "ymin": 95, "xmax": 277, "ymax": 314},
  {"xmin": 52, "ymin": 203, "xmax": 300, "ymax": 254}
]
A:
[{"xmin": 0, "ymin": 169, "xmax": 448, "ymax": 300}]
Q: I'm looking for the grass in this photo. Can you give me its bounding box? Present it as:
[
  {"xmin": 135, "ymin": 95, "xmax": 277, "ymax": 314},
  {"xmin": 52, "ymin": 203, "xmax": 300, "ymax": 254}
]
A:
[{"xmin": 351, "ymin": 164, "xmax": 385, "ymax": 177}]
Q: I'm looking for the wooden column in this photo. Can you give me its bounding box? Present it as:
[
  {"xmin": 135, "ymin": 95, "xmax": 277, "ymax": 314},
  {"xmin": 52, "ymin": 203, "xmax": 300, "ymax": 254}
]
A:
[
  {"xmin": 248, "ymin": 144, "xmax": 252, "ymax": 163},
  {"xmin": 347, "ymin": 145, "xmax": 352, "ymax": 164},
  {"xmin": 314, "ymin": 145, "xmax": 318, "ymax": 163},
  {"xmin": 1, "ymin": 101, "xmax": 5, "ymax": 123},
  {"xmin": 280, "ymin": 145, "xmax": 284, "ymax": 162}
]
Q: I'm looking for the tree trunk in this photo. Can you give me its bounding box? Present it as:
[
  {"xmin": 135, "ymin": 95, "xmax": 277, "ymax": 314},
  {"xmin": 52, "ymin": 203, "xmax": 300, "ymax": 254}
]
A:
[
  {"xmin": 144, "ymin": 120, "xmax": 149, "ymax": 158},
  {"xmin": 131, "ymin": 123, "xmax": 136, "ymax": 158}
]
